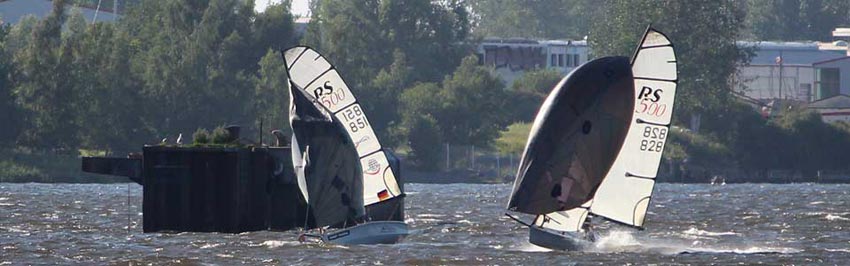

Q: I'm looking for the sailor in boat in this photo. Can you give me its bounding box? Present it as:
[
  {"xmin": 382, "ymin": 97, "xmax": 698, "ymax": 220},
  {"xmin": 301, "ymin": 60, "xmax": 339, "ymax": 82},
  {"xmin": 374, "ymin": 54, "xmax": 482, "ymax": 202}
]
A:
[{"xmin": 582, "ymin": 216, "xmax": 594, "ymax": 242}]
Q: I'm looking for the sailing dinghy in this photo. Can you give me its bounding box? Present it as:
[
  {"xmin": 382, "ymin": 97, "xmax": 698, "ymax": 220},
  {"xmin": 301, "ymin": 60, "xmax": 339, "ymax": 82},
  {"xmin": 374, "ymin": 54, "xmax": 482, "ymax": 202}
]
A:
[
  {"xmin": 284, "ymin": 46, "xmax": 408, "ymax": 245},
  {"xmin": 506, "ymin": 27, "xmax": 677, "ymax": 251}
]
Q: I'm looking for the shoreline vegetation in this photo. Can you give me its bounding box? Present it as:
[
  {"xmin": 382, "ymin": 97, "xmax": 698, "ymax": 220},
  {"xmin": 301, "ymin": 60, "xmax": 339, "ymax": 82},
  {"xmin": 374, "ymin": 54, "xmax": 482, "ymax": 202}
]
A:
[{"xmin": 3, "ymin": 1, "xmax": 850, "ymax": 184}]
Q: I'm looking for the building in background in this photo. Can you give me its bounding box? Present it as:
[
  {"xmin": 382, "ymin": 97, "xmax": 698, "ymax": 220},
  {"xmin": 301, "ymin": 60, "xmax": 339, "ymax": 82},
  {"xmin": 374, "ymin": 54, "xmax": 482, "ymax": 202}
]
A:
[
  {"xmin": 476, "ymin": 38, "xmax": 589, "ymax": 86},
  {"xmin": 0, "ymin": 0, "xmax": 135, "ymax": 24},
  {"xmin": 807, "ymin": 94, "xmax": 850, "ymax": 123},
  {"xmin": 733, "ymin": 41, "xmax": 845, "ymax": 103}
]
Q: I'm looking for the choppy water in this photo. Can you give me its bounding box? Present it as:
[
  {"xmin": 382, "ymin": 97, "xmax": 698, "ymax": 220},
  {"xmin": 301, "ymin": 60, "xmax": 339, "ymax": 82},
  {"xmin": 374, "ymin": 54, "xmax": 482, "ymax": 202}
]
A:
[{"xmin": 1, "ymin": 183, "xmax": 849, "ymax": 265}]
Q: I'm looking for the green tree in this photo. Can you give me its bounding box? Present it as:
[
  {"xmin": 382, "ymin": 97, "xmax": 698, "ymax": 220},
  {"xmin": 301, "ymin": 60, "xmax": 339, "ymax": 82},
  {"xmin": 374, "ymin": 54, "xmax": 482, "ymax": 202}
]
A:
[
  {"xmin": 404, "ymin": 114, "xmax": 442, "ymax": 170},
  {"xmin": 13, "ymin": 0, "xmax": 79, "ymax": 150},
  {"xmin": 0, "ymin": 22, "xmax": 19, "ymax": 147},
  {"xmin": 253, "ymin": 1, "xmax": 295, "ymax": 53},
  {"xmin": 589, "ymin": 0, "xmax": 750, "ymax": 129},
  {"xmin": 470, "ymin": 0, "xmax": 599, "ymax": 39},
  {"xmin": 745, "ymin": 0, "xmax": 850, "ymax": 41},
  {"xmin": 509, "ymin": 68, "xmax": 562, "ymax": 122},
  {"xmin": 399, "ymin": 82, "xmax": 443, "ymax": 169},
  {"xmin": 367, "ymin": 50, "xmax": 411, "ymax": 147},
  {"xmin": 436, "ymin": 55, "xmax": 509, "ymax": 146},
  {"xmin": 253, "ymin": 49, "xmax": 290, "ymax": 133},
  {"xmin": 303, "ymin": 0, "xmax": 472, "ymax": 149}
]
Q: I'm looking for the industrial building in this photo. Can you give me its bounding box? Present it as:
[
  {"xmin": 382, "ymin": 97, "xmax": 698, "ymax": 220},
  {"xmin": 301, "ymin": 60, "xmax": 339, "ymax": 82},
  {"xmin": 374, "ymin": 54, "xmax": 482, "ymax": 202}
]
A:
[{"xmin": 476, "ymin": 38, "xmax": 589, "ymax": 86}]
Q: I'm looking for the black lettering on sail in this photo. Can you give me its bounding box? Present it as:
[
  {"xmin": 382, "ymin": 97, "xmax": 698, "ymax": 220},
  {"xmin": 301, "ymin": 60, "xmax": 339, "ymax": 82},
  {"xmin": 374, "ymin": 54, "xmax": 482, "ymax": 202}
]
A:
[{"xmin": 638, "ymin": 86, "xmax": 663, "ymax": 102}]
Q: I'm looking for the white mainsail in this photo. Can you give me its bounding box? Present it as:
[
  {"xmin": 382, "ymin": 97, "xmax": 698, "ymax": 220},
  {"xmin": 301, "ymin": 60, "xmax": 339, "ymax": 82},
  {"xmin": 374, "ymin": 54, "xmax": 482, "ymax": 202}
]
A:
[
  {"xmin": 588, "ymin": 28, "xmax": 677, "ymax": 228},
  {"xmin": 283, "ymin": 46, "xmax": 402, "ymax": 206}
]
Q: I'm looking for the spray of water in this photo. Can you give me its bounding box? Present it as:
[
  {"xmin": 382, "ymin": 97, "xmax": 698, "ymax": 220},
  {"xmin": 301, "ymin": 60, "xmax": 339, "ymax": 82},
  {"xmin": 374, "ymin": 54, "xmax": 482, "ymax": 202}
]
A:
[{"xmin": 584, "ymin": 229, "xmax": 801, "ymax": 255}]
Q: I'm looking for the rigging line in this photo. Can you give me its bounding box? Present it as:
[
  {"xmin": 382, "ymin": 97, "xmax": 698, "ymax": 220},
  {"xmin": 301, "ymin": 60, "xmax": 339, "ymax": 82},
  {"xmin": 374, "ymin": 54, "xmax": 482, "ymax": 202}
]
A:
[
  {"xmin": 93, "ymin": 0, "xmax": 103, "ymax": 24},
  {"xmin": 383, "ymin": 197, "xmax": 403, "ymax": 222},
  {"xmin": 504, "ymin": 213, "xmax": 533, "ymax": 228},
  {"xmin": 542, "ymin": 214, "xmax": 562, "ymax": 225},
  {"xmin": 127, "ymin": 182, "xmax": 130, "ymax": 235},
  {"xmin": 302, "ymin": 200, "xmax": 311, "ymax": 231}
]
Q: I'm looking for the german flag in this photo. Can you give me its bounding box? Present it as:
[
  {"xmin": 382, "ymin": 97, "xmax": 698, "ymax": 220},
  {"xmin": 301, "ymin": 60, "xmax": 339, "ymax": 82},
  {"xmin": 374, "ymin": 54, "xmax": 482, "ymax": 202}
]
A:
[{"xmin": 377, "ymin": 190, "xmax": 390, "ymax": 201}]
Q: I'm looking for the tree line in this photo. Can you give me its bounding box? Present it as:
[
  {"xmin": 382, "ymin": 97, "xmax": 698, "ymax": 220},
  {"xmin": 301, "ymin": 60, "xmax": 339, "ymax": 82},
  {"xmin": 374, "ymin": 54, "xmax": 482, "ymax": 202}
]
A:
[{"xmin": 2, "ymin": 0, "xmax": 850, "ymax": 176}]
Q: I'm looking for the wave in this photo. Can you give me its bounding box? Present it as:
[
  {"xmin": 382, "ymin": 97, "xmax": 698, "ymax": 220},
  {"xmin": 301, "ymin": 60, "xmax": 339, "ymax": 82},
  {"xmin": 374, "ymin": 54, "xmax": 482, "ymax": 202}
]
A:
[
  {"xmin": 682, "ymin": 227, "xmax": 739, "ymax": 237},
  {"xmin": 825, "ymin": 214, "xmax": 850, "ymax": 221},
  {"xmin": 516, "ymin": 242, "xmax": 554, "ymax": 253},
  {"xmin": 679, "ymin": 246, "xmax": 802, "ymax": 255},
  {"xmin": 252, "ymin": 240, "xmax": 299, "ymax": 249},
  {"xmin": 586, "ymin": 230, "xmax": 800, "ymax": 255}
]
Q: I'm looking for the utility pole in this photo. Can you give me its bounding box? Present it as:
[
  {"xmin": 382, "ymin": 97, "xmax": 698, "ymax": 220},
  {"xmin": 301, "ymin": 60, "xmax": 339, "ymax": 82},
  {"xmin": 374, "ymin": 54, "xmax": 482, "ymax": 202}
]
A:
[{"xmin": 777, "ymin": 51, "xmax": 784, "ymax": 99}]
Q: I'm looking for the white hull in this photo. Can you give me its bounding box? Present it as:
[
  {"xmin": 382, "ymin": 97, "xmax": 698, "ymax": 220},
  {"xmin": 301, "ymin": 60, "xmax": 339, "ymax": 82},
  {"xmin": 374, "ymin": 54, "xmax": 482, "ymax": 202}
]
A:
[
  {"xmin": 528, "ymin": 226, "xmax": 593, "ymax": 251},
  {"xmin": 323, "ymin": 221, "xmax": 409, "ymax": 245}
]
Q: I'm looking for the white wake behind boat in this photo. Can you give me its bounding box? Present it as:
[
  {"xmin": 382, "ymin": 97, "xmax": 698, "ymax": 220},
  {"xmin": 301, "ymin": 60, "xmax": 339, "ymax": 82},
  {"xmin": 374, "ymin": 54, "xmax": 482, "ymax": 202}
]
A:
[
  {"xmin": 506, "ymin": 27, "xmax": 678, "ymax": 251},
  {"xmin": 284, "ymin": 46, "xmax": 408, "ymax": 245}
]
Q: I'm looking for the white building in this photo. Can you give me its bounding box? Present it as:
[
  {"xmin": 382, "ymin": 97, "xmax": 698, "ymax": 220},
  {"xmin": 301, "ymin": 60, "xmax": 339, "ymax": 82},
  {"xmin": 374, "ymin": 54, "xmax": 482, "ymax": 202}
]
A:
[
  {"xmin": 476, "ymin": 38, "xmax": 589, "ymax": 86},
  {"xmin": 734, "ymin": 41, "xmax": 846, "ymax": 102}
]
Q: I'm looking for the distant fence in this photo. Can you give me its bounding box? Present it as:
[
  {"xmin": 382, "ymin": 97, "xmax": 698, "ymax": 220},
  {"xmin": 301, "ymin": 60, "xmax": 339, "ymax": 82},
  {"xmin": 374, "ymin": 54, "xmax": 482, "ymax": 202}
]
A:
[{"xmin": 421, "ymin": 143, "xmax": 520, "ymax": 183}]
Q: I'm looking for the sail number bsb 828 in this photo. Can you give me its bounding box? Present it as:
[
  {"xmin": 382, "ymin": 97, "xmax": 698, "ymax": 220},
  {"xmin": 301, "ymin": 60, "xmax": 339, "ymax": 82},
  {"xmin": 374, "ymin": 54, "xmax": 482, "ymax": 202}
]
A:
[{"xmin": 639, "ymin": 126, "xmax": 667, "ymax": 152}]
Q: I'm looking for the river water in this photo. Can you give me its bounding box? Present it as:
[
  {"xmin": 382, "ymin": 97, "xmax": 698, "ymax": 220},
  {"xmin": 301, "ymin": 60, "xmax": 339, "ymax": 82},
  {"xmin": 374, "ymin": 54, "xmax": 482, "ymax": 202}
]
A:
[{"xmin": 1, "ymin": 183, "xmax": 848, "ymax": 265}]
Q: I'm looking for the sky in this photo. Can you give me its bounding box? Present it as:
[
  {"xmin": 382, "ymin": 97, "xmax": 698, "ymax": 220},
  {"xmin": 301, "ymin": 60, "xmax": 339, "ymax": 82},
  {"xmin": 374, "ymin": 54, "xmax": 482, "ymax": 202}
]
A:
[{"xmin": 254, "ymin": 0, "xmax": 310, "ymax": 17}]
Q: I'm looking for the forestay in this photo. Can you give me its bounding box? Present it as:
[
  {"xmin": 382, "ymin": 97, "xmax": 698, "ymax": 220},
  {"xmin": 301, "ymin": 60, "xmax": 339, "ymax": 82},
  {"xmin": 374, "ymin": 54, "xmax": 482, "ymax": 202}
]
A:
[
  {"xmin": 288, "ymin": 84, "xmax": 364, "ymax": 228},
  {"xmin": 589, "ymin": 28, "xmax": 678, "ymax": 228},
  {"xmin": 283, "ymin": 47, "xmax": 402, "ymax": 206}
]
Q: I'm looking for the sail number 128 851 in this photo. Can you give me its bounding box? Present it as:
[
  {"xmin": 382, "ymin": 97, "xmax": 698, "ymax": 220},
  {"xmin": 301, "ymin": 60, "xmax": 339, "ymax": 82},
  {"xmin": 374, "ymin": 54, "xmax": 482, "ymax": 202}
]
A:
[{"xmin": 341, "ymin": 105, "xmax": 369, "ymax": 133}]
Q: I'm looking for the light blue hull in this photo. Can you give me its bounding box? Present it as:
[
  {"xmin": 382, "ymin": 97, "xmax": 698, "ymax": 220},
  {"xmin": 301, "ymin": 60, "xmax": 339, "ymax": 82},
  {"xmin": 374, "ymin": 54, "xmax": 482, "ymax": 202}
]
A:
[
  {"xmin": 323, "ymin": 221, "xmax": 409, "ymax": 245},
  {"xmin": 528, "ymin": 226, "xmax": 593, "ymax": 251}
]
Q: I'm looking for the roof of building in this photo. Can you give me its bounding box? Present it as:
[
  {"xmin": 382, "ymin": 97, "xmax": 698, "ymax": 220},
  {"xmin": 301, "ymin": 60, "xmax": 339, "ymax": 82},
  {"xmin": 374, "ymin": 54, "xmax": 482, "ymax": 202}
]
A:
[
  {"xmin": 813, "ymin": 56, "xmax": 850, "ymax": 65},
  {"xmin": 738, "ymin": 41, "xmax": 846, "ymax": 66},
  {"xmin": 481, "ymin": 38, "xmax": 587, "ymax": 47},
  {"xmin": 807, "ymin": 94, "xmax": 850, "ymax": 109},
  {"xmin": 0, "ymin": 0, "xmax": 116, "ymax": 24}
]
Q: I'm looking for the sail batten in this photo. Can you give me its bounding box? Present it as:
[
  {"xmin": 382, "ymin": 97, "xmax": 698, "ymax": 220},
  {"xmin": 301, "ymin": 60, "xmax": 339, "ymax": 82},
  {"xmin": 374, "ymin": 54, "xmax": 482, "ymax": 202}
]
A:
[
  {"xmin": 588, "ymin": 27, "xmax": 677, "ymax": 228},
  {"xmin": 283, "ymin": 46, "xmax": 402, "ymax": 208}
]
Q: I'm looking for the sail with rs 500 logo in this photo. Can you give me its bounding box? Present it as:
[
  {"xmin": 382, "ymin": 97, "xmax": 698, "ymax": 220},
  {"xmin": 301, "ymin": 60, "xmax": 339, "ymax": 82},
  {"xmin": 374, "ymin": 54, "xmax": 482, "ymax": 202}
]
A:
[
  {"xmin": 283, "ymin": 46, "xmax": 402, "ymax": 207},
  {"xmin": 588, "ymin": 27, "xmax": 678, "ymax": 229}
]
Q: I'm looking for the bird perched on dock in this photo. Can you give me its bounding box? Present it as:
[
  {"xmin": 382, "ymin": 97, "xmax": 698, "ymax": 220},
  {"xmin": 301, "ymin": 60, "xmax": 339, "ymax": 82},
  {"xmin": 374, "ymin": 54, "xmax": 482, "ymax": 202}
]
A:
[{"xmin": 176, "ymin": 133, "xmax": 183, "ymax": 145}]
